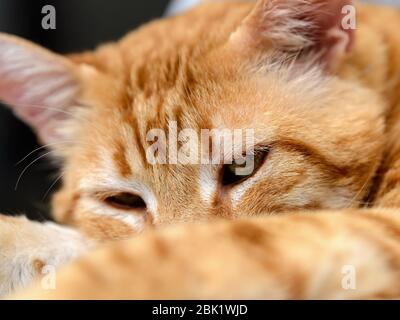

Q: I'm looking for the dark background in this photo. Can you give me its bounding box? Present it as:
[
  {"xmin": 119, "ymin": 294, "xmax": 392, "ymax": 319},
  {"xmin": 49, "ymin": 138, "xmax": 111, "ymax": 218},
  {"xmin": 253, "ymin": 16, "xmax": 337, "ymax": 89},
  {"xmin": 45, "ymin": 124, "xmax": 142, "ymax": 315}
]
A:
[{"xmin": 0, "ymin": 0, "xmax": 169, "ymax": 220}]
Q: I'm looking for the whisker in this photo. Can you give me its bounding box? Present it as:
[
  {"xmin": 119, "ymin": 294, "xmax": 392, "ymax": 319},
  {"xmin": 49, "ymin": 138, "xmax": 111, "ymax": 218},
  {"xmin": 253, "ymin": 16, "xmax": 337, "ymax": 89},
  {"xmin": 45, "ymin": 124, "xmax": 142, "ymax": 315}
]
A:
[
  {"xmin": 17, "ymin": 103, "xmax": 86, "ymax": 122},
  {"xmin": 42, "ymin": 172, "xmax": 64, "ymax": 201},
  {"xmin": 16, "ymin": 103, "xmax": 107, "ymax": 138},
  {"xmin": 15, "ymin": 141, "xmax": 75, "ymax": 166},
  {"xmin": 14, "ymin": 150, "xmax": 55, "ymax": 191}
]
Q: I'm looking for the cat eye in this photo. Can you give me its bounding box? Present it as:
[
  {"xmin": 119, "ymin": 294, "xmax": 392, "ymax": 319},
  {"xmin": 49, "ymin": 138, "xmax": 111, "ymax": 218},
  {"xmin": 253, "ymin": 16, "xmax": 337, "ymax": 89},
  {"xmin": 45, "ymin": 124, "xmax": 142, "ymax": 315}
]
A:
[
  {"xmin": 221, "ymin": 148, "xmax": 269, "ymax": 186},
  {"xmin": 104, "ymin": 193, "xmax": 146, "ymax": 211}
]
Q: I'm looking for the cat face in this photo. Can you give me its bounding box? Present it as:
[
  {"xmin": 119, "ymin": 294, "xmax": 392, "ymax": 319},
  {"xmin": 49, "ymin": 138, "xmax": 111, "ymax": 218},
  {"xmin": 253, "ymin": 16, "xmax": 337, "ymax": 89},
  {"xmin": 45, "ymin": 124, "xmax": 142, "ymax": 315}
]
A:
[{"xmin": 0, "ymin": 0, "xmax": 385, "ymax": 240}]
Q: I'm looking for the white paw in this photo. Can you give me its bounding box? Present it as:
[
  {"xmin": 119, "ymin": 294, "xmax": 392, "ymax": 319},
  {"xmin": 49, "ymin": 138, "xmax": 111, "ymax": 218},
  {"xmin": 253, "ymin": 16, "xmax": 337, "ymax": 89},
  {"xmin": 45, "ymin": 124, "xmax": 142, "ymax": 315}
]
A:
[{"xmin": 0, "ymin": 216, "xmax": 88, "ymax": 297}]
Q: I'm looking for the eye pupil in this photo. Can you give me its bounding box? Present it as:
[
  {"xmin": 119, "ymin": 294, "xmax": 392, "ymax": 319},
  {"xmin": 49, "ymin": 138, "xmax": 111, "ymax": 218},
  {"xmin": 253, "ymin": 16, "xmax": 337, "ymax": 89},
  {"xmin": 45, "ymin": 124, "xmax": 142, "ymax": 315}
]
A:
[
  {"xmin": 221, "ymin": 149, "xmax": 269, "ymax": 187},
  {"xmin": 222, "ymin": 163, "xmax": 245, "ymax": 185},
  {"xmin": 105, "ymin": 193, "xmax": 146, "ymax": 210}
]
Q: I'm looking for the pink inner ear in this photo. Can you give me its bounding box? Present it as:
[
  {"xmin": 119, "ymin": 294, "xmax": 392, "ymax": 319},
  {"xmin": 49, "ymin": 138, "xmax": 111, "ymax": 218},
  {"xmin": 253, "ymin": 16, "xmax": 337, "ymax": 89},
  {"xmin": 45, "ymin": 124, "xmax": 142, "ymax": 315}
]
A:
[
  {"xmin": 230, "ymin": 0, "xmax": 355, "ymax": 70},
  {"xmin": 309, "ymin": 0, "xmax": 354, "ymax": 53},
  {"xmin": 0, "ymin": 35, "xmax": 79, "ymax": 144}
]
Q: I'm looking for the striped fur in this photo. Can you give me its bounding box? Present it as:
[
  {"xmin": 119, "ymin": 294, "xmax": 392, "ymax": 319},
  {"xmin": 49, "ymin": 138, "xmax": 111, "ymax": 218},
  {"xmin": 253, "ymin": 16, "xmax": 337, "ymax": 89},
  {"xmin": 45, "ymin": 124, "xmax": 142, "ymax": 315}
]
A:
[{"xmin": 1, "ymin": 1, "xmax": 400, "ymax": 298}]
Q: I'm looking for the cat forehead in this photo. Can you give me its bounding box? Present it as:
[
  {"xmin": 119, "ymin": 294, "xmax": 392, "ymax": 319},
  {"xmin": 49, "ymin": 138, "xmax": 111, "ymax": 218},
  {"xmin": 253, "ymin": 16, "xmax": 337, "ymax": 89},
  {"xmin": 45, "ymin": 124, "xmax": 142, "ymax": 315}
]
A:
[
  {"xmin": 82, "ymin": 53, "xmax": 328, "ymax": 150},
  {"xmin": 78, "ymin": 3, "xmax": 251, "ymax": 95}
]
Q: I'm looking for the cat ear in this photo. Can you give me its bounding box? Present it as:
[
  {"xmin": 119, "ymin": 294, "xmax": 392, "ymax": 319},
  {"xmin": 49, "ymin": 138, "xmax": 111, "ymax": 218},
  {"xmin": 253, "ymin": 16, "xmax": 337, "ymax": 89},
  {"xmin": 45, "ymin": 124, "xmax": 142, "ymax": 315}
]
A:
[
  {"xmin": 0, "ymin": 33, "xmax": 81, "ymax": 144},
  {"xmin": 229, "ymin": 0, "xmax": 355, "ymax": 71}
]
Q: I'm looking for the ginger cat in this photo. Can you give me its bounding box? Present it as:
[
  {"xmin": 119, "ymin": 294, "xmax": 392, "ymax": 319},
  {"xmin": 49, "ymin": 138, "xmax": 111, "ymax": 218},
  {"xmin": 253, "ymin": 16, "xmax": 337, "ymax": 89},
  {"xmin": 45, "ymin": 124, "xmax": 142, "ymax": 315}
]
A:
[{"xmin": 1, "ymin": 0, "xmax": 400, "ymax": 299}]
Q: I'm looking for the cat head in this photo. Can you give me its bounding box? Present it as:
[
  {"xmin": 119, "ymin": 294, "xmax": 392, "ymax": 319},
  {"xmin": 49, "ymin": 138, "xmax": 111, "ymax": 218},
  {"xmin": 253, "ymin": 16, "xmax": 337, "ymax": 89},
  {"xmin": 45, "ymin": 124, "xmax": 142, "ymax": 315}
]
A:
[{"xmin": 0, "ymin": 0, "xmax": 385, "ymax": 240}]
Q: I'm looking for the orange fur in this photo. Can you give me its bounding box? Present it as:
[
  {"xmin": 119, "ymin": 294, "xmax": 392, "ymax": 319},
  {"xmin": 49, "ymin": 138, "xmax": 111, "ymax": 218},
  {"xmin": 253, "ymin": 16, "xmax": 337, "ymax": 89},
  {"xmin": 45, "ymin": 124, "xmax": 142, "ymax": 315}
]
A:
[{"xmin": 1, "ymin": 0, "xmax": 400, "ymax": 299}]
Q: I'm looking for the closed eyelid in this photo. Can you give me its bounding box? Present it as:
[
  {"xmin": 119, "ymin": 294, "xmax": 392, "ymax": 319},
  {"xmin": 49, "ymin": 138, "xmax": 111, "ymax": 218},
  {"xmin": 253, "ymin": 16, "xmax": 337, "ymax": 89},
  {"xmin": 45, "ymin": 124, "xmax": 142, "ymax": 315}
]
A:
[{"xmin": 79, "ymin": 176, "xmax": 158, "ymax": 215}]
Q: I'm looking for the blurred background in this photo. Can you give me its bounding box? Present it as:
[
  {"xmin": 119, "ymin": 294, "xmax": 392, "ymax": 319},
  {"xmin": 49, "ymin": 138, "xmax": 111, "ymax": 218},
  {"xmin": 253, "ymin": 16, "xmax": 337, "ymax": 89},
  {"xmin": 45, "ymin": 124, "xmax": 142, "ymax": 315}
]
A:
[{"xmin": 0, "ymin": 0, "xmax": 399, "ymax": 221}]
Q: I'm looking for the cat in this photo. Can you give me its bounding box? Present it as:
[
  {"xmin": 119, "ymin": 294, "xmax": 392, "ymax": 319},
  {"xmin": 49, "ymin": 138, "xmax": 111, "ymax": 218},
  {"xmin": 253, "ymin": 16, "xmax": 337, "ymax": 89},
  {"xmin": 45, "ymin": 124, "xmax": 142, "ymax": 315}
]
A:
[{"xmin": 1, "ymin": 0, "xmax": 400, "ymax": 299}]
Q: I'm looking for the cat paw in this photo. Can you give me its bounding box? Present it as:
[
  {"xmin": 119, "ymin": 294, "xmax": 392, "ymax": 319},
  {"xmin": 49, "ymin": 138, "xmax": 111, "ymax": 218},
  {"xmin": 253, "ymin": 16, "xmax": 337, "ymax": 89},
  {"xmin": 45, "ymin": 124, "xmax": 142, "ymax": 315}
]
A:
[{"xmin": 0, "ymin": 215, "xmax": 88, "ymax": 297}]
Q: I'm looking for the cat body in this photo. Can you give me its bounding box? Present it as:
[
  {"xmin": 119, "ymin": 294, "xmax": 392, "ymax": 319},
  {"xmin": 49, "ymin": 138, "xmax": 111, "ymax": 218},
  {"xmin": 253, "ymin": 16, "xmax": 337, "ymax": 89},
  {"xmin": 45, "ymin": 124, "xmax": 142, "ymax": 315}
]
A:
[{"xmin": 1, "ymin": 0, "xmax": 400, "ymax": 299}]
